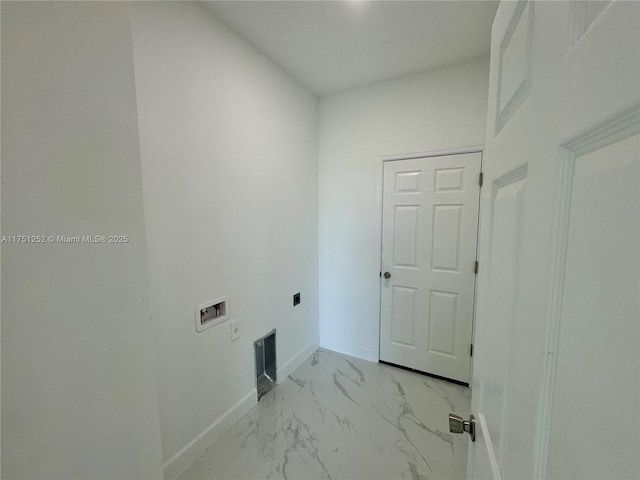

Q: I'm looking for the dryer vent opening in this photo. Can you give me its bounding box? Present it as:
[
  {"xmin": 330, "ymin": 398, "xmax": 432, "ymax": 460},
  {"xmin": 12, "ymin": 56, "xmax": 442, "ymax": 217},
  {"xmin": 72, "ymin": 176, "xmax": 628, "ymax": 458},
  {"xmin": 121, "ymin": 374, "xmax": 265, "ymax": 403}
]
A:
[{"xmin": 254, "ymin": 330, "xmax": 276, "ymax": 400}]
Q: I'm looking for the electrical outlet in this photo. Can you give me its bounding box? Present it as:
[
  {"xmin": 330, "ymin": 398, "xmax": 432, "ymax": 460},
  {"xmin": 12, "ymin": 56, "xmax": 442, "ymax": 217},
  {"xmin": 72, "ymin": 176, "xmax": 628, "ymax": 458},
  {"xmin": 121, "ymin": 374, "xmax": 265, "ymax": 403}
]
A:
[
  {"xmin": 293, "ymin": 292, "xmax": 301, "ymax": 306},
  {"xmin": 230, "ymin": 320, "xmax": 240, "ymax": 341}
]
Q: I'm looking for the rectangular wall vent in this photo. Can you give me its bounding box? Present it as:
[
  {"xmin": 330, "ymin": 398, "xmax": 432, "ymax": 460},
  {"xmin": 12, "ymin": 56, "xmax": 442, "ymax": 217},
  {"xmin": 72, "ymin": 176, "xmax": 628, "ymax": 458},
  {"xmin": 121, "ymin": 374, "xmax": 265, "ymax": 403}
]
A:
[{"xmin": 254, "ymin": 329, "xmax": 276, "ymax": 400}]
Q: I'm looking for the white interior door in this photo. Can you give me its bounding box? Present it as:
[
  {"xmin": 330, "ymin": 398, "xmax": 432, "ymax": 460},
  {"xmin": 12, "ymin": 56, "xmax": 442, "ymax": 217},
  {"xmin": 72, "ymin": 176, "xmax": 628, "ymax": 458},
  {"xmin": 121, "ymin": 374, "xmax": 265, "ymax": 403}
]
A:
[
  {"xmin": 379, "ymin": 152, "xmax": 481, "ymax": 384},
  {"xmin": 466, "ymin": 1, "xmax": 639, "ymax": 479}
]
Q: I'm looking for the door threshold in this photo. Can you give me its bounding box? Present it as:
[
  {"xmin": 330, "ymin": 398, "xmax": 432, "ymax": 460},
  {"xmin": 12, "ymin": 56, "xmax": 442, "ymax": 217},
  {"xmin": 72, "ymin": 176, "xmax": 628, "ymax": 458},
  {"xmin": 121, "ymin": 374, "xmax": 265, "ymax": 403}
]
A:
[{"xmin": 379, "ymin": 360, "xmax": 469, "ymax": 387}]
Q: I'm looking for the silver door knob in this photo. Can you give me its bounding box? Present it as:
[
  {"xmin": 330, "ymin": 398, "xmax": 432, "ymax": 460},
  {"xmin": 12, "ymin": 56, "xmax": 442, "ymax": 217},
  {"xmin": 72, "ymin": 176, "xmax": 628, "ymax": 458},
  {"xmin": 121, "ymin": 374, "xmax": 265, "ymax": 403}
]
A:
[
  {"xmin": 383, "ymin": 272, "xmax": 391, "ymax": 279},
  {"xmin": 449, "ymin": 413, "xmax": 475, "ymax": 442}
]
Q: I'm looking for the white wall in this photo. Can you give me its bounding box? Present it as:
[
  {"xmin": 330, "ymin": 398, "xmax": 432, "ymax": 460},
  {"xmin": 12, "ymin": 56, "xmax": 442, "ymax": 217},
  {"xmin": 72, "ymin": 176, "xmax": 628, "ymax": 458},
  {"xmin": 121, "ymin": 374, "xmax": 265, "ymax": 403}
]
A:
[
  {"xmin": 318, "ymin": 58, "xmax": 489, "ymax": 361},
  {"xmin": 1, "ymin": 2, "xmax": 163, "ymax": 478},
  {"xmin": 129, "ymin": 2, "xmax": 319, "ymax": 476},
  {"xmin": 1, "ymin": 4, "xmax": 4, "ymax": 476}
]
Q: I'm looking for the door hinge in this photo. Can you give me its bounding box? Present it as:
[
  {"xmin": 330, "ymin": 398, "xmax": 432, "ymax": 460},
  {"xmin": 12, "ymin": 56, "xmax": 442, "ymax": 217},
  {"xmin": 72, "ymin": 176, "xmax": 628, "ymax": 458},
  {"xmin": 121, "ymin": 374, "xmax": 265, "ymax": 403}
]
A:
[
  {"xmin": 470, "ymin": 343, "xmax": 474, "ymax": 357},
  {"xmin": 479, "ymin": 172, "xmax": 484, "ymax": 187},
  {"xmin": 474, "ymin": 261, "xmax": 479, "ymax": 274}
]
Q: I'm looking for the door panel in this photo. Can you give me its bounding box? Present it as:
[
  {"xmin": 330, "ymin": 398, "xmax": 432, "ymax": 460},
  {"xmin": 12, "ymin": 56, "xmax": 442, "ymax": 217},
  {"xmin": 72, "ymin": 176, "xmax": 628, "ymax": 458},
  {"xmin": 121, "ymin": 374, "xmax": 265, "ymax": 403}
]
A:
[
  {"xmin": 468, "ymin": 1, "xmax": 639, "ymax": 479},
  {"xmin": 546, "ymin": 124, "xmax": 639, "ymax": 480},
  {"xmin": 395, "ymin": 170, "xmax": 421, "ymax": 193},
  {"xmin": 428, "ymin": 290, "xmax": 457, "ymax": 355},
  {"xmin": 481, "ymin": 168, "xmax": 527, "ymax": 474},
  {"xmin": 393, "ymin": 206, "xmax": 419, "ymax": 267},
  {"xmin": 380, "ymin": 152, "xmax": 481, "ymax": 383},
  {"xmin": 432, "ymin": 205, "xmax": 462, "ymax": 270},
  {"xmin": 391, "ymin": 286, "xmax": 417, "ymax": 347}
]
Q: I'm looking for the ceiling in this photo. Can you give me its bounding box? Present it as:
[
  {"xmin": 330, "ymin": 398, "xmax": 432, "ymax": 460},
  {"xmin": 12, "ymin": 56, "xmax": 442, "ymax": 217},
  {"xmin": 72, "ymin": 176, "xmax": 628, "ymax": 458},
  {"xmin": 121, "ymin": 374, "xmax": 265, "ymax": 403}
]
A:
[{"xmin": 202, "ymin": 1, "xmax": 498, "ymax": 96}]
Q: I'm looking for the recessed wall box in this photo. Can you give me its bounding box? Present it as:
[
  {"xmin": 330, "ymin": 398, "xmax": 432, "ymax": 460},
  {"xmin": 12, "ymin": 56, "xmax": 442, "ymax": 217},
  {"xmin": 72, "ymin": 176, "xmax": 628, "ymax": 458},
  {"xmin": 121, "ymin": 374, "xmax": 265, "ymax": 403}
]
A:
[
  {"xmin": 196, "ymin": 296, "xmax": 229, "ymax": 332},
  {"xmin": 254, "ymin": 329, "xmax": 276, "ymax": 400}
]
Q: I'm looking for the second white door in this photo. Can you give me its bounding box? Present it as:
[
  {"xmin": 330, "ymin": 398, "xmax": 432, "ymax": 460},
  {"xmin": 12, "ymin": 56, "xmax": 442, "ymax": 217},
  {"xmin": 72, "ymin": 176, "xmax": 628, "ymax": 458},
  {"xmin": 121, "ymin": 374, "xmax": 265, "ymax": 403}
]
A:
[{"xmin": 380, "ymin": 152, "xmax": 481, "ymax": 384}]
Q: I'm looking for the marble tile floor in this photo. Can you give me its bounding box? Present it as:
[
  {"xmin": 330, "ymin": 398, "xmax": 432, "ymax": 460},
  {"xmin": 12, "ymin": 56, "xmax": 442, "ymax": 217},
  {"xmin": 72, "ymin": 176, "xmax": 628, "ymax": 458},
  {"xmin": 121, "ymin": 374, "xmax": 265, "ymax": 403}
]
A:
[{"xmin": 178, "ymin": 349, "xmax": 471, "ymax": 480}]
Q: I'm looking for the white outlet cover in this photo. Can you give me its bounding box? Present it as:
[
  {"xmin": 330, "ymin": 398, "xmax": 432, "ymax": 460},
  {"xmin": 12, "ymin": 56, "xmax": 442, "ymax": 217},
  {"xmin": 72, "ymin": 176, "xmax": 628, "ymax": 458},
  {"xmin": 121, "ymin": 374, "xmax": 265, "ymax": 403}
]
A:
[{"xmin": 230, "ymin": 320, "xmax": 240, "ymax": 341}]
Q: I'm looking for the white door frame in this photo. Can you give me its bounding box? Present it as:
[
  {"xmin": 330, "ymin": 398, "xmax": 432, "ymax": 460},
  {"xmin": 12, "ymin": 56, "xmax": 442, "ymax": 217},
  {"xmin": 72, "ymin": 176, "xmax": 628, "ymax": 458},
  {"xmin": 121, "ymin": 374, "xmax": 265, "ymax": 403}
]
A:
[{"xmin": 374, "ymin": 145, "xmax": 485, "ymax": 382}]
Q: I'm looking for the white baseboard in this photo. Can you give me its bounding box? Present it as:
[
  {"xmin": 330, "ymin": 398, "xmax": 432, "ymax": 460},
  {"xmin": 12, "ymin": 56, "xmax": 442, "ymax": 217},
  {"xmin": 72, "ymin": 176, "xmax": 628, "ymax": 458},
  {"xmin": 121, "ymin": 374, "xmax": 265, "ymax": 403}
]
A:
[
  {"xmin": 277, "ymin": 336, "xmax": 320, "ymax": 381},
  {"xmin": 163, "ymin": 337, "xmax": 319, "ymax": 480},
  {"xmin": 163, "ymin": 388, "xmax": 257, "ymax": 480},
  {"xmin": 319, "ymin": 337, "xmax": 378, "ymax": 362}
]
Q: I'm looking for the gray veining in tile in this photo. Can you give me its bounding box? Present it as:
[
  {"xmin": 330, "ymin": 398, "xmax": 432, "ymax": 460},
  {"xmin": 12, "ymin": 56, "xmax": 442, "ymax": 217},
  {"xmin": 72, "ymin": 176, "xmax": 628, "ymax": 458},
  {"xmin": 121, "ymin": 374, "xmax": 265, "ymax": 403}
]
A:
[{"xmin": 178, "ymin": 349, "xmax": 471, "ymax": 480}]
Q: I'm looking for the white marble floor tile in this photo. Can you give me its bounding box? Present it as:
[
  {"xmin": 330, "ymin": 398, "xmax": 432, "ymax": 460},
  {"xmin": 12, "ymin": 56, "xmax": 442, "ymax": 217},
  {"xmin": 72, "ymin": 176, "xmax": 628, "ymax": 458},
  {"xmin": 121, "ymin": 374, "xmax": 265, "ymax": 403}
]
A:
[{"xmin": 178, "ymin": 349, "xmax": 471, "ymax": 480}]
